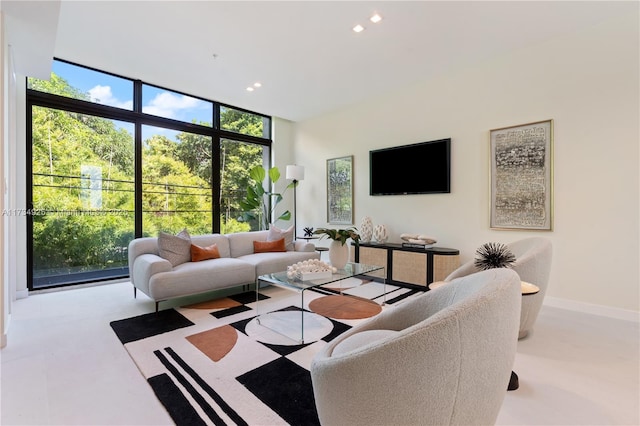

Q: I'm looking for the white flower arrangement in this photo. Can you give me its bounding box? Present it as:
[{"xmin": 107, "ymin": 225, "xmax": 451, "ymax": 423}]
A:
[{"xmin": 287, "ymin": 259, "xmax": 337, "ymax": 280}]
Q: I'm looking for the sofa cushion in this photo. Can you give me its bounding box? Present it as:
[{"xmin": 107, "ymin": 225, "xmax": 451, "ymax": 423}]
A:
[
  {"xmin": 158, "ymin": 229, "xmax": 191, "ymax": 266},
  {"xmin": 228, "ymin": 230, "xmax": 269, "ymax": 257},
  {"xmin": 254, "ymin": 238, "xmax": 286, "ymax": 253},
  {"xmin": 268, "ymin": 224, "xmax": 294, "ymax": 251},
  {"xmin": 190, "ymin": 234, "xmax": 231, "ymax": 258},
  {"xmin": 149, "ymin": 258, "xmax": 256, "ymax": 300},
  {"xmin": 191, "ymin": 243, "xmax": 221, "ymax": 262}
]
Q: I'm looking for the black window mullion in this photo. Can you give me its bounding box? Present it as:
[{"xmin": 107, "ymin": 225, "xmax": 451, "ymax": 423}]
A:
[
  {"xmin": 133, "ymin": 80, "xmax": 143, "ymax": 112},
  {"xmin": 212, "ymin": 134, "xmax": 221, "ymax": 234},
  {"xmin": 214, "ymin": 103, "xmax": 220, "ymax": 130},
  {"xmin": 134, "ymin": 81, "xmax": 143, "ymax": 238},
  {"xmin": 26, "ymin": 98, "xmax": 34, "ymax": 291}
]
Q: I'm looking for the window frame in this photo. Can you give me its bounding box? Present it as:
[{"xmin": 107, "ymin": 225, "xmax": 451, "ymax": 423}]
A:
[{"xmin": 26, "ymin": 58, "xmax": 273, "ymax": 290}]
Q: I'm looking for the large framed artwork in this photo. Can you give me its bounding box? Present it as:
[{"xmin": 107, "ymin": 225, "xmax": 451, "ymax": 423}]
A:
[
  {"xmin": 327, "ymin": 155, "xmax": 353, "ymax": 224},
  {"xmin": 490, "ymin": 119, "xmax": 553, "ymax": 230}
]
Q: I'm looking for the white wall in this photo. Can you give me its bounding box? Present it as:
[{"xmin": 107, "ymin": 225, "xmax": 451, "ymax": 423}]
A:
[
  {"xmin": 293, "ymin": 14, "xmax": 639, "ymax": 312},
  {"xmin": 1, "ymin": 12, "xmax": 6, "ymax": 348},
  {"xmin": 271, "ymin": 117, "xmax": 297, "ymax": 230},
  {"xmin": 5, "ymin": 75, "xmax": 25, "ymax": 300}
]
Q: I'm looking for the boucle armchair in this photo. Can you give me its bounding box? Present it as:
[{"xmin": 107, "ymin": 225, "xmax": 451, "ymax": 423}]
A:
[
  {"xmin": 446, "ymin": 237, "xmax": 552, "ymax": 339},
  {"xmin": 310, "ymin": 268, "xmax": 521, "ymax": 426}
]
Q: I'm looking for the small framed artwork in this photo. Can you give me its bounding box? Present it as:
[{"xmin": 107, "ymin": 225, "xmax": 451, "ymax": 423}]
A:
[
  {"xmin": 490, "ymin": 119, "xmax": 553, "ymax": 230},
  {"xmin": 327, "ymin": 155, "xmax": 353, "ymax": 224}
]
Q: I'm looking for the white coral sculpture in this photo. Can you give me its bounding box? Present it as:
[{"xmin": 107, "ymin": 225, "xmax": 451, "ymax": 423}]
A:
[{"xmin": 286, "ymin": 259, "xmax": 337, "ymax": 279}]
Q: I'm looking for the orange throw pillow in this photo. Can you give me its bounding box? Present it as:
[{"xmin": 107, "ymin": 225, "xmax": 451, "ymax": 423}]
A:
[
  {"xmin": 253, "ymin": 238, "xmax": 286, "ymax": 253},
  {"xmin": 191, "ymin": 244, "xmax": 221, "ymax": 262}
]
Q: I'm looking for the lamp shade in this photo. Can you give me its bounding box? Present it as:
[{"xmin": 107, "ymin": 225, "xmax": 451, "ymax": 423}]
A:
[{"xmin": 286, "ymin": 165, "xmax": 305, "ymax": 181}]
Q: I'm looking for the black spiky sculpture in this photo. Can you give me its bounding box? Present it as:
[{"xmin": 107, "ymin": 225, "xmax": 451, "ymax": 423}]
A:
[{"xmin": 474, "ymin": 242, "xmax": 516, "ymax": 270}]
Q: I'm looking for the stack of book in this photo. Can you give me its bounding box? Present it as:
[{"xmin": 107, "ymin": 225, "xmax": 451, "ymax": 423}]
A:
[{"xmin": 401, "ymin": 242, "xmax": 435, "ymax": 249}]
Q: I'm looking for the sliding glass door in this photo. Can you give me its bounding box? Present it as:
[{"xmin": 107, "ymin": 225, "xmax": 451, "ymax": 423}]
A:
[{"xmin": 30, "ymin": 106, "xmax": 135, "ymax": 288}]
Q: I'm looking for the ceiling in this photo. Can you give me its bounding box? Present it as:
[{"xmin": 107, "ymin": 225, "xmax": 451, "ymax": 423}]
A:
[{"xmin": 2, "ymin": 1, "xmax": 635, "ymax": 122}]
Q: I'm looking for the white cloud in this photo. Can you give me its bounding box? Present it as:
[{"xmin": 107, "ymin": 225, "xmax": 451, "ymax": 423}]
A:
[
  {"xmin": 88, "ymin": 86, "xmax": 206, "ymax": 122},
  {"xmin": 142, "ymin": 92, "xmax": 205, "ymax": 119},
  {"xmin": 88, "ymin": 85, "xmax": 133, "ymax": 110}
]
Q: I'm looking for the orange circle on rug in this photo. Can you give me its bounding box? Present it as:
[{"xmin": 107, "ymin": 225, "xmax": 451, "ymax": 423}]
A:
[{"xmin": 309, "ymin": 295, "xmax": 382, "ymax": 320}]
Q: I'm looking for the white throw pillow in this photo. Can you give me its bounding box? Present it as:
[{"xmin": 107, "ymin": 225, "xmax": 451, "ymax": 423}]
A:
[
  {"xmin": 268, "ymin": 224, "xmax": 294, "ymax": 251},
  {"xmin": 158, "ymin": 228, "xmax": 191, "ymax": 267}
]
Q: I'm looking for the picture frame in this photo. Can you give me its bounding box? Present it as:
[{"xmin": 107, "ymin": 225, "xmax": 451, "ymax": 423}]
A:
[
  {"xmin": 327, "ymin": 155, "xmax": 354, "ymax": 224},
  {"xmin": 490, "ymin": 119, "xmax": 553, "ymax": 230}
]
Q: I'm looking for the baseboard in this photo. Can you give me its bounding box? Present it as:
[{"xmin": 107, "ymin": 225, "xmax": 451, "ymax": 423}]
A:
[
  {"xmin": 15, "ymin": 288, "xmax": 28, "ymax": 300},
  {"xmin": 28, "ymin": 278, "xmax": 130, "ymax": 296},
  {"xmin": 544, "ymin": 296, "xmax": 639, "ymax": 323}
]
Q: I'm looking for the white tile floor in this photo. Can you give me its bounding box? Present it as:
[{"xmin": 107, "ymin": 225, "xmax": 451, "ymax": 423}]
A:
[{"xmin": 1, "ymin": 281, "xmax": 638, "ymax": 425}]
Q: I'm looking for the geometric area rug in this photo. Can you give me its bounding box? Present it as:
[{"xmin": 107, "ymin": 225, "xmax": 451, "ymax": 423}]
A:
[{"xmin": 110, "ymin": 281, "xmax": 423, "ymax": 426}]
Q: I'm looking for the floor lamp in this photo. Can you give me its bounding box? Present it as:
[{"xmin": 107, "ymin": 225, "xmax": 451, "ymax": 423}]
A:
[{"xmin": 286, "ymin": 165, "xmax": 304, "ymax": 239}]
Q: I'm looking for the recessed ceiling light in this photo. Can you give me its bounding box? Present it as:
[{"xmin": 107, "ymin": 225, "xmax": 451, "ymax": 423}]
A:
[
  {"xmin": 246, "ymin": 87, "xmax": 254, "ymax": 92},
  {"xmin": 254, "ymin": 82, "xmax": 262, "ymax": 88},
  {"xmin": 370, "ymin": 14, "xmax": 382, "ymax": 23},
  {"xmin": 353, "ymin": 24, "xmax": 365, "ymax": 33}
]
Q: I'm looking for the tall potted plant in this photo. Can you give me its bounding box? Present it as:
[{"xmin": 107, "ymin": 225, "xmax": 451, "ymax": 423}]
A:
[
  {"xmin": 239, "ymin": 165, "xmax": 293, "ymax": 230},
  {"xmin": 314, "ymin": 227, "xmax": 360, "ymax": 269}
]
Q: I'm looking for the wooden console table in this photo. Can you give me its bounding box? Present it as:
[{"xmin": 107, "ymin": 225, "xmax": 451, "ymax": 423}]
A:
[{"xmin": 352, "ymin": 242, "xmax": 459, "ymax": 288}]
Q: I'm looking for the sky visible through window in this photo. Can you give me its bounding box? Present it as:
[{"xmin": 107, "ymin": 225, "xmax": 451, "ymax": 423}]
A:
[{"xmin": 52, "ymin": 61, "xmax": 213, "ymax": 141}]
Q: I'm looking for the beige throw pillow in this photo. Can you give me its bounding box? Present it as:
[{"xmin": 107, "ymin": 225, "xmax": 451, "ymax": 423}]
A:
[
  {"xmin": 268, "ymin": 224, "xmax": 294, "ymax": 251},
  {"xmin": 158, "ymin": 228, "xmax": 191, "ymax": 267}
]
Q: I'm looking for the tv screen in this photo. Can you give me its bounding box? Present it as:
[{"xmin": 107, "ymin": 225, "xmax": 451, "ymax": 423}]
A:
[{"xmin": 369, "ymin": 138, "xmax": 451, "ymax": 195}]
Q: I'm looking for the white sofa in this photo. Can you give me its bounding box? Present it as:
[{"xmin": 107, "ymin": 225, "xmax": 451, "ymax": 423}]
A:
[{"xmin": 128, "ymin": 230, "xmax": 319, "ymax": 311}]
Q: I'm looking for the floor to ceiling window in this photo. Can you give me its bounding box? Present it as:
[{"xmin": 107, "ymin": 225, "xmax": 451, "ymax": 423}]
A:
[
  {"xmin": 220, "ymin": 138, "xmax": 267, "ymax": 233},
  {"xmin": 30, "ymin": 106, "xmax": 135, "ymax": 287},
  {"xmin": 141, "ymin": 124, "xmax": 213, "ymax": 236},
  {"xmin": 27, "ymin": 59, "xmax": 272, "ymax": 290}
]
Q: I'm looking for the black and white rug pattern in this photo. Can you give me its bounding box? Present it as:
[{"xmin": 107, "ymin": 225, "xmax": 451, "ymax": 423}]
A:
[{"xmin": 110, "ymin": 282, "xmax": 422, "ymax": 426}]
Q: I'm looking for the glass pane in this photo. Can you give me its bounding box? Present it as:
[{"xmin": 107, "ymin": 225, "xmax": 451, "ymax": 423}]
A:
[
  {"xmin": 220, "ymin": 138, "xmax": 268, "ymax": 233},
  {"xmin": 31, "ymin": 106, "xmax": 135, "ymax": 287},
  {"xmin": 28, "ymin": 60, "xmax": 134, "ymax": 110},
  {"xmin": 220, "ymin": 106, "xmax": 270, "ymax": 138},
  {"xmin": 142, "ymin": 84, "xmax": 213, "ymax": 126},
  {"xmin": 142, "ymin": 125, "xmax": 213, "ymax": 236}
]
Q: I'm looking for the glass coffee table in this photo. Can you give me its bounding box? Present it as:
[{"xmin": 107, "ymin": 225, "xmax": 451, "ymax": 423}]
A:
[{"xmin": 256, "ymin": 262, "xmax": 384, "ymax": 343}]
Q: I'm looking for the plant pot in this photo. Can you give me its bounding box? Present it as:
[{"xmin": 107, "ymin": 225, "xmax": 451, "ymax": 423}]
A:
[{"xmin": 329, "ymin": 240, "xmax": 349, "ymax": 269}]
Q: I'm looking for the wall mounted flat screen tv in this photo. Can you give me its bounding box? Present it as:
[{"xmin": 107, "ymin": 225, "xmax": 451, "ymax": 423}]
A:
[{"xmin": 370, "ymin": 138, "xmax": 451, "ymax": 195}]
